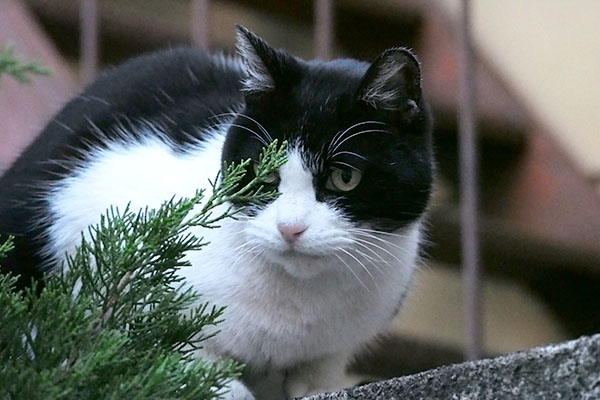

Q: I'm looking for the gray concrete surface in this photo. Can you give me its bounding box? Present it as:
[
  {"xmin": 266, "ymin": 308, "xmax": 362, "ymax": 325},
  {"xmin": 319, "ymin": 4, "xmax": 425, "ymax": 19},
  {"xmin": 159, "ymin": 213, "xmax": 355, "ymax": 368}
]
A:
[{"xmin": 304, "ymin": 333, "xmax": 600, "ymax": 399}]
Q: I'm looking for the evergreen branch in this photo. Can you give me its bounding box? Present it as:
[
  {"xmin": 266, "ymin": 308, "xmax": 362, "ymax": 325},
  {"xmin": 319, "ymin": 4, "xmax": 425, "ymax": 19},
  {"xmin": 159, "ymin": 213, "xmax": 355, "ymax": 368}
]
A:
[
  {"xmin": 0, "ymin": 235, "xmax": 14, "ymax": 258},
  {"xmin": 0, "ymin": 45, "xmax": 51, "ymax": 84},
  {"xmin": 194, "ymin": 139, "xmax": 288, "ymax": 227},
  {"xmin": 81, "ymin": 140, "xmax": 286, "ymax": 347},
  {"xmin": 0, "ymin": 141, "xmax": 288, "ymax": 399}
]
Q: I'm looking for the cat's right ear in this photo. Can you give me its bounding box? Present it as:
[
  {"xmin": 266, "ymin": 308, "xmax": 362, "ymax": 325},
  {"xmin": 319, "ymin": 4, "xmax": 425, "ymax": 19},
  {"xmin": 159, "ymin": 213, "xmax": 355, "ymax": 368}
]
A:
[
  {"xmin": 235, "ymin": 25, "xmax": 279, "ymax": 93},
  {"xmin": 357, "ymin": 48, "xmax": 422, "ymax": 114}
]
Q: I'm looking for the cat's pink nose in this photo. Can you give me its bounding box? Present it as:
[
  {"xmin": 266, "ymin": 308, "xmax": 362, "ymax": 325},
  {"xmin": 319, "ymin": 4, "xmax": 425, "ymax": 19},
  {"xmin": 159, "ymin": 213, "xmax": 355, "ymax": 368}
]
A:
[{"xmin": 278, "ymin": 222, "xmax": 308, "ymax": 243}]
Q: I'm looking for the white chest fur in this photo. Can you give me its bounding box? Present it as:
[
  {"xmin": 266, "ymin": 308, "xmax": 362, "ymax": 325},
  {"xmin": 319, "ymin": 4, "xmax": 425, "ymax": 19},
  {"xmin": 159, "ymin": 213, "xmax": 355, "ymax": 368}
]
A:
[{"xmin": 184, "ymin": 221, "xmax": 420, "ymax": 368}]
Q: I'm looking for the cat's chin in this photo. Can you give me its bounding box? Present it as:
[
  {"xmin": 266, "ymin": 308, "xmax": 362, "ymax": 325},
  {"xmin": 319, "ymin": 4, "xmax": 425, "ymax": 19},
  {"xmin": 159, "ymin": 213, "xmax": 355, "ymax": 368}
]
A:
[{"xmin": 262, "ymin": 249, "xmax": 331, "ymax": 280}]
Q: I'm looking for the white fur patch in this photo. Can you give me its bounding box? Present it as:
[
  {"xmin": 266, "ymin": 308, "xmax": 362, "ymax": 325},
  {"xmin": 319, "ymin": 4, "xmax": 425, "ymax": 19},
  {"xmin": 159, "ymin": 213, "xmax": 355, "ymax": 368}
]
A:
[
  {"xmin": 243, "ymin": 148, "xmax": 355, "ymax": 278},
  {"xmin": 45, "ymin": 127, "xmax": 226, "ymax": 266}
]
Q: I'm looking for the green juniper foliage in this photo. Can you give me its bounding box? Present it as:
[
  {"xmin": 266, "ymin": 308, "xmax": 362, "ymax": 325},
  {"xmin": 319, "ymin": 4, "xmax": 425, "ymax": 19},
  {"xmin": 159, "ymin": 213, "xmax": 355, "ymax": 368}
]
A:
[
  {"xmin": 0, "ymin": 236, "xmax": 13, "ymax": 259},
  {"xmin": 0, "ymin": 140, "xmax": 287, "ymax": 400},
  {"xmin": 0, "ymin": 45, "xmax": 51, "ymax": 85}
]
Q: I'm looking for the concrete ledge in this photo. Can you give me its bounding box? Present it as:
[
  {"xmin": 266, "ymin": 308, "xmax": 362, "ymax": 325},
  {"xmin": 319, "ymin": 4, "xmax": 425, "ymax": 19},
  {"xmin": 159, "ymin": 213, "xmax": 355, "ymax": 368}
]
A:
[{"xmin": 305, "ymin": 334, "xmax": 600, "ymax": 399}]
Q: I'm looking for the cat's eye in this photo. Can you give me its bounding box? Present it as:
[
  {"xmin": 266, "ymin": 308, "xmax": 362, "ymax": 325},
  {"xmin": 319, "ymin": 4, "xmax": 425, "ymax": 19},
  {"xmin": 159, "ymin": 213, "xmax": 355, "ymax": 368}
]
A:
[
  {"xmin": 253, "ymin": 163, "xmax": 278, "ymax": 184},
  {"xmin": 327, "ymin": 169, "xmax": 362, "ymax": 192}
]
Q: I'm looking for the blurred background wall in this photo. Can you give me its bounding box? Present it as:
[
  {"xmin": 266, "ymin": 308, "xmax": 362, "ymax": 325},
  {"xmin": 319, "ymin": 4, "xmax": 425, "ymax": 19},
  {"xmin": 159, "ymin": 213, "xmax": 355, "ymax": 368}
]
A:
[{"xmin": 1, "ymin": 0, "xmax": 598, "ymax": 381}]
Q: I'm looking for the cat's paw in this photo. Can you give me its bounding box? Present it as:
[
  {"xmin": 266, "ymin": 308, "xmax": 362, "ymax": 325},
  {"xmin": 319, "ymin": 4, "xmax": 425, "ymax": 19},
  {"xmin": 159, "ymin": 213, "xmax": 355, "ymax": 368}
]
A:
[
  {"xmin": 284, "ymin": 356, "xmax": 353, "ymax": 398},
  {"xmin": 220, "ymin": 379, "xmax": 256, "ymax": 400},
  {"xmin": 284, "ymin": 374, "xmax": 348, "ymax": 398},
  {"xmin": 284, "ymin": 376, "xmax": 312, "ymax": 398}
]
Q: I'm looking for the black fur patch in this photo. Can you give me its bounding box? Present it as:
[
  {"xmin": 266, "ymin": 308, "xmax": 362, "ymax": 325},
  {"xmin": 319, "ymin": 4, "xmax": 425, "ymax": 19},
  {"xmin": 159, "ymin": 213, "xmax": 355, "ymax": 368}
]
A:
[{"xmin": 222, "ymin": 29, "xmax": 433, "ymax": 232}]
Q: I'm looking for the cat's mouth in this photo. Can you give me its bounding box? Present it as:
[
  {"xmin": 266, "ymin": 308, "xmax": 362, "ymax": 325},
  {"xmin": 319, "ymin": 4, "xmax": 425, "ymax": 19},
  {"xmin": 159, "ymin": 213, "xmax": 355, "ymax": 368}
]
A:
[
  {"xmin": 264, "ymin": 235, "xmax": 345, "ymax": 260},
  {"xmin": 260, "ymin": 246, "xmax": 327, "ymax": 264},
  {"xmin": 263, "ymin": 247, "xmax": 331, "ymax": 279},
  {"xmin": 280, "ymin": 248, "xmax": 322, "ymax": 259}
]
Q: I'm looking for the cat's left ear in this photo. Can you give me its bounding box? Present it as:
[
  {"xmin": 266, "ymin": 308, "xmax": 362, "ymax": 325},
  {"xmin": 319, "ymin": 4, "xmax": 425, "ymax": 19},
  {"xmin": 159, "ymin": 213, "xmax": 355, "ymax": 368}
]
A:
[
  {"xmin": 357, "ymin": 48, "xmax": 422, "ymax": 113},
  {"xmin": 235, "ymin": 25, "xmax": 281, "ymax": 93}
]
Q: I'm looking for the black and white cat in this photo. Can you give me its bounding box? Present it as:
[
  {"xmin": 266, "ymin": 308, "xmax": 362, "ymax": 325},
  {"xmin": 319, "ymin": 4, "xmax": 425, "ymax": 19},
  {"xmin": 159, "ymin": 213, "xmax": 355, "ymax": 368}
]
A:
[{"xmin": 0, "ymin": 26, "xmax": 433, "ymax": 399}]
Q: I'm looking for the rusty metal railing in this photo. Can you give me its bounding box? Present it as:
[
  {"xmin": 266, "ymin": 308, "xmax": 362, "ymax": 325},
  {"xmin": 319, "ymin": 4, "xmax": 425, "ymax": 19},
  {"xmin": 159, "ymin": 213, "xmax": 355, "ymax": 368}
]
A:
[
  {"xmin": 458, "ymin": 0, "xmax": 481, "ymax": 360},
  {"xmin": 191, "ymin": 0, "xmax": 210, "ymax": 50},
  {"xmin": 79, "ymin": 0, "xmax": 98, "ymax": 85}
]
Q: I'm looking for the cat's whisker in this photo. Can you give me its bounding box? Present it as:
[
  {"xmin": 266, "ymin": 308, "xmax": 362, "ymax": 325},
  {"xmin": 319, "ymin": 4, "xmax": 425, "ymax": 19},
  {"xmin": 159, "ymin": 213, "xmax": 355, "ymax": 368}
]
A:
[
  {"xmin": 230, "ymin": 251, "xmax": 250, "ymax": 269},
  {"xmin": 229, "ymin": 235, "xmax": 261, "ymax": 254},
  {"xmin": 231, "ymin": 240, "xmax": 253, "ymax": 253},
  {"xmin": 337, "ymin": 247, "xmax": 379, "ymax": 293},
  {"xmin": 352, "ymin": 227, "xmax": 411, "ymax": 239},
  {"xmin": 329, "ymin": 150, "xmax": 368, "ymax": 162},
  {"xmin": 230, "ymin": 241, "xmax": 246, "ymax": 252},
  {"xmin": 352, "ymin": 236, "xmax": 407, "ymax": 267},
  {"xmin": 211, "ymin": 122, "xmax": 270, "ymax": 148},
  {"xmin": 350, "ymin": 246, "xmax": 388, "ymax": 276},
  {"xmin": 349, "ymin": 228, "xmax": 412, "ymax": 246},
  {"xmin": 328, "ymin": 120, "xmax": 389, "ymax": 156},
  {"xmin": 206, "ymin": 120, "xmax": 267, "ymax": 147},
  {"xmin": 211, "ymin": 112, "xmax": 274, "ymax": 142},
  {"xmin": 235, "ymin": 113, "xmax": 274, "ymax": 142},
  {"xmin": 352, "ymin": 231, "xmax": 411, "ymax": 254},
  {"xmin": 328, "ymin": 124, "xmax": 361, "ymax": 156},
  {"xmin": 328, "ymin": 129, "xmax": 345, "ymax": 156},
  {"xmin": 230, "ymin": 123, "xmax": 270, "ymax": 147},
  {"xmin": 331, "ymin": 161, "xmax": 361, "ymax": 171},
  {"xmin": 351, "ymin": 247, "xmax": 377, "ymax": 264},
  {"xmin": 333, "ymin": 252, "xmax": 372, "ymax": 295},
  {"xmin": 330, "ymin": 129, "xmax": 392, "ymax": 155},
  {"xmin": 245, "ymin": 247, "xmax": 265, "ymax": 266},
  {"xmin": 230, "ymin": 242, "xmax": 263, "ymax": 268},
  {"xmin": 352, "ymin": 239, "xmax": 388, "ymax": 265},
  {"xmin": 239, "ymin": 244, "xmax": 262, "ymax": 259},
  {"xmin": 230, "ymin": 248, "xmax": 250, "ymax": 263},
  {"xmin": 208, "ymin": 111, "xmax": 238, "ymax": 122},
  {"xmin": 232, "ymin": 234, "xmax": 262, "ymax": 249},
  {"xmin": 229, "ymin": 214, "xmax": 251, "ymax": 222}
]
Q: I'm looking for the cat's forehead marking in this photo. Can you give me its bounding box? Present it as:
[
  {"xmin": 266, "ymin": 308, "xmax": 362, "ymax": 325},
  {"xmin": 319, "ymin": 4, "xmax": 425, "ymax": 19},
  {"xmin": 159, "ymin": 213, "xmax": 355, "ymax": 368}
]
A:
[{"xmin": 278, "ymin": 147, "xmax": 314, "ymax": 198}]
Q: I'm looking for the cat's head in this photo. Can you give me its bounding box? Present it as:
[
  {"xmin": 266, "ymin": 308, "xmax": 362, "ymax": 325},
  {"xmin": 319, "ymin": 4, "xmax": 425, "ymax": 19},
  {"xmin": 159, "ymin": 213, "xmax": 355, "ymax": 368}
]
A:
[{"xmin": 222, "ymin": 26, "xmax": 433, "ymax": 278}]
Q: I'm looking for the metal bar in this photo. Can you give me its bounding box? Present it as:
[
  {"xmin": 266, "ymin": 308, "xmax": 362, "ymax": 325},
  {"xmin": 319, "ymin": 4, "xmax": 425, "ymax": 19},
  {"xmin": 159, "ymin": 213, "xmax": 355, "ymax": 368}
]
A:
[
  {"xmin": 190, "ymin": 0, "xmax": 210, "ymax": 49},
  {"xmin": 79, "ymin": 0, "xmax": 98, "ymax": 85},
  {"xmin": 458, "ymin": 0, "xmax": 481, "ymax": 360},
  {"xmin": 314, "ymin": 0, "xmax": 334, "ymax": 60}
]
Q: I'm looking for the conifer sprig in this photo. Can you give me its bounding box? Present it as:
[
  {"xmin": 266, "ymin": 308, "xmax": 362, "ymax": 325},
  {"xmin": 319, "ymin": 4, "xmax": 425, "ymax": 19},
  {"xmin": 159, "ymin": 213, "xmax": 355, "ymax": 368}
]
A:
[
  {"xmin": 0, "ymin": 45, "xmax": 51, "ymax": 84},
  {"xmin": 0, "ymin": 140, "xmax": 288, "ymax": 399},
  {"xmin": 0, "ymin": 235, "xmax": 14, "ymax": 258},
  {"xmin": 201, "ymin": 138, "xmax": 288, "ymax": 225}
]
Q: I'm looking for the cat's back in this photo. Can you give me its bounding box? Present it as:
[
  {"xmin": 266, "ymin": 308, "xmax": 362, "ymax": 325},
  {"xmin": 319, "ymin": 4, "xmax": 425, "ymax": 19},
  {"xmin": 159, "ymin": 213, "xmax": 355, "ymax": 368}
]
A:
[{"xmin": 0, "ymin": 47, "xmax": 244, "ymax": 281}]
